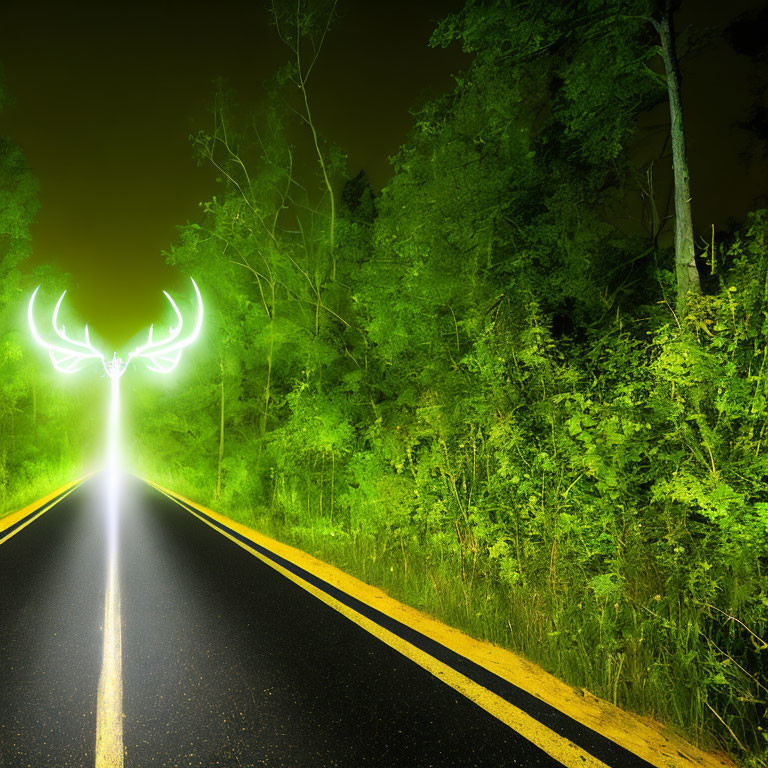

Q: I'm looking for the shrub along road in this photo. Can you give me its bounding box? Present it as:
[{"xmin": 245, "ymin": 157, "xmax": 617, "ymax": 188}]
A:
[{"xmin": 0, "ymin": 477, "xmax": 727, "ymax": 767}]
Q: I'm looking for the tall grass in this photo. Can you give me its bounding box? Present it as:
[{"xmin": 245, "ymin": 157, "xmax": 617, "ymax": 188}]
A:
[
  {"xmin": 0, "ymin": 458, "xmax": 85, "ymax": 520},
  {"xmin": 146, "ymin": 458, "xmax": 765, "ymax": 767}
]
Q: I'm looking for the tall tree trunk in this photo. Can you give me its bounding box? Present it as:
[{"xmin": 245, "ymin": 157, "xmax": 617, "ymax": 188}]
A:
[
  {"xmin": 262, "ymin": 284, "xmax": 275, "ymax": 435},
  {"xmin": 330, "ymin": 449, "xmax": 334, "ymax": 526},
  {"xmin": 216, "ymin": 358, "xmax": 225, "ymax": 499},
  {"xmin": 282, "ymin": 0, "xmax": 338, "ymax": 276},
  {"xmin": 298, "ymin": 71, "xmax": 335, "ymax": 262},
  {"xmin": 654, "ymin": 5, "xmax": 700, "ymax": 313}
]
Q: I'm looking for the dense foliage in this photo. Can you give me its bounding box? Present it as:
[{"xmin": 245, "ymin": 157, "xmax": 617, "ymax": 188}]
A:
[
  {"xmin": 1, "ymin": 0, "xmax": 764, "ymax": 763},
  {"xmin": 125, "ymin": 2, "xmax": 768, "ymax": 761}
]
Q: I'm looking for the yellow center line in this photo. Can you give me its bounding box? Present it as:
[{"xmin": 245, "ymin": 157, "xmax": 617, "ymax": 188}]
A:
[{"xmin": 95, "ymin": 555, "xmax": 124, "ymax": 768}]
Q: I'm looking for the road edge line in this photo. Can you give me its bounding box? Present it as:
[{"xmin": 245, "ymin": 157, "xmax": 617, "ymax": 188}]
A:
[
  {"xmin": 144, "ymin": 479, "xmax": 735, "ymax": 768},
  {"xmin": 0, "ymin": 475, "xmax": 91, "ymax": 546},
  {"xmin": 146, "ymin": 481, "xmax": 608, "ymax": 768}
]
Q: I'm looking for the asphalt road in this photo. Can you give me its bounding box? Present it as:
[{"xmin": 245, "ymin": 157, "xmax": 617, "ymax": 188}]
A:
[{"xmin": 0, "ymin": 476, "xmax": 637, "ymax": 767}]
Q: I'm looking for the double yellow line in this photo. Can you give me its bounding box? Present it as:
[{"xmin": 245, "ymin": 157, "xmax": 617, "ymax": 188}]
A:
[
  {"xmin": 0, "ymin": 477, "xmax": 87, "ymax": 545},
  {"xmin": 147, "ymin": 480, "xmax": 736, "ymax": 768}
]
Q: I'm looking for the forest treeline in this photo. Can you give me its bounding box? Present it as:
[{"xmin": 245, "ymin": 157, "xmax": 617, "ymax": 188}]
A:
[
  {"xmin": 1, "ymin": 0, "xmax": 766, "ymax": 763},
  {"xmin": 128, "ymin": 1, "xmax": 767, "ymax": 760},
  {"xmin": 0, "ymin": 76, "xmax": 99, "ymax": 514},
  {"xmin": 127, "ymin": 0, "xmax": 766, "ymax": 761}
]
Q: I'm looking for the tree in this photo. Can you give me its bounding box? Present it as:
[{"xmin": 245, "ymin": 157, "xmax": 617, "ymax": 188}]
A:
[
  {"xmin": 128, "ymin": 5, "xmax": 767, "ymax": 758},
  {"xmin": 433, "ymin": 0, "xmax": 707, "ymax": 313},
  {"xmin": 650, "ymin": 2, "xmax": 701, "ymax": 312},
  {"xmin": 270, "ymin": 0, "xmax": 340, "ymax": 271}
]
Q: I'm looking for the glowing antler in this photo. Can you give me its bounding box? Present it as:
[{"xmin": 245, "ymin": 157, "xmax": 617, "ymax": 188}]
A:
[
  {"xmin": 28, "ymin": 286, "xmax": 106, "ymax": 374},
  {"xmin": 128, "ymin": 278, "xmax": 203, "ymax": 374}
]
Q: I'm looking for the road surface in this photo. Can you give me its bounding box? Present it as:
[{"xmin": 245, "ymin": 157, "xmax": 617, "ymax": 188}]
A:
[{"xmin": 0, "ymin": 476, "xmax": 661, "ymax": 767}]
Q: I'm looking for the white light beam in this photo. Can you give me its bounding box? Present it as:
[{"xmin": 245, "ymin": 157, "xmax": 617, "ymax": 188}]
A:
[{"xmin": 26, "ymin": 276, "xmax": 203, "ymax": 768}]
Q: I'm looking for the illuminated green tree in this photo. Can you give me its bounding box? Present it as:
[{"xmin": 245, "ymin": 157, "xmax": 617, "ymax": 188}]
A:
[
  {"xmin": 128, "ymin": 5, "xmax": 767, "ymax": 759},
  {"xmin": 650, "ymin": 1, "xmax": 701, "ymax": 310},
  {"xmin": 270, "ymin": 0, "xmax": 341, "ymax": 265},
  {"xmin": 432, "ymin": 0, "xmax": 703, "ymax": 311}
]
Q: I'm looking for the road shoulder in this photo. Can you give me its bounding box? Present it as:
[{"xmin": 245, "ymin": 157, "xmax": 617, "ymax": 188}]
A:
[
  {"xmin": 0, "ymin": 477, "xmax": 88, "ymax": 545},
  {"xmin": 145, "ymin": 479, "xmax": 735, "ymax": 768}
]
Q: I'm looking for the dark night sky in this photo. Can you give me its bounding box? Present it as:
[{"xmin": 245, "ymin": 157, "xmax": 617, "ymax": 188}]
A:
[
  {"xmin": 0, "ymin": 0, "xmax": 766, "ymax": 346},
  {"xmin": 0, "ymin": 0, "xmax": 466, "ymax": 345}
]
